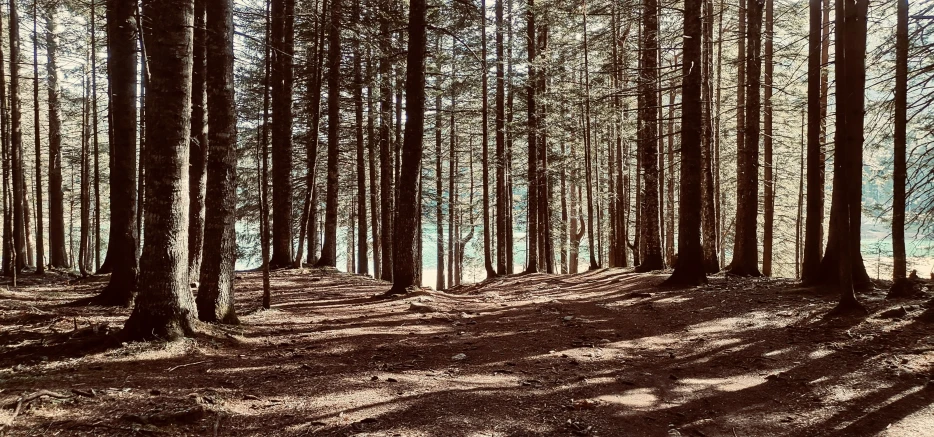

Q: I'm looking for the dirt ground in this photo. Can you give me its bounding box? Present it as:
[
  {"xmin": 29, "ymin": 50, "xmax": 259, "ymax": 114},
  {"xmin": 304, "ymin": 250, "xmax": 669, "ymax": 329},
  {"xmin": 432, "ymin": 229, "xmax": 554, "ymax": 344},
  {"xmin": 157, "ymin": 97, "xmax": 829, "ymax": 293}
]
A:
[{"xmin": 1, "ymin": 268, "xmax": 933, "ymax": 436}]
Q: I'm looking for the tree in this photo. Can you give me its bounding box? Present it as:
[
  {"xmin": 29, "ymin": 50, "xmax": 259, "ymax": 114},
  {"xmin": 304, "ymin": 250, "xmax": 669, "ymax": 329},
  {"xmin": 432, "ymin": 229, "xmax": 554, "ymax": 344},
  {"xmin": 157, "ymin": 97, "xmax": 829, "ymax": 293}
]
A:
[
  {"xmin": 525, "ymin": 0, "xmax": 538, "ymax": 274},
  {"xmin": 353, "ymin": 0, "xmax": 368, "ymax": 275},
  {"xmin": 123, "ymin": 0, "xmax": 198, "ymax": 340},
  {"xmin": 480, "ymin": 0, "xmax": 495, "ymax": 279},
  {"xmin": 197, "ymin": 0, "xmax": 239, "ymax": 324},
  {"xmin": 385, "ymin": 0, "xmax": 427, "ymax": 296},
  {"xmin": 45, "ymin": 1, "xmax": 68, "ymax": 270},
  {"xmin": 728, "ymin": 0, "xmax": 762, "ymax": 277},
  {"xmin": 664, "ymin": 0, "xmax": 705, "ymax": 286},
  {"xmin": 634, "ymin": 0, "xmax": 663, "ymax": 273},
  {"xmin": 316, "ymin": 0, "xmax": 340, "ymax": 267},
  {"xmin": 10, "ymin": 0, "xmax": 27, "ymax": 271},
  {"xmin": 96, "ymin": 0, "xmax": 140, "ymax": 306},
  {"xmin": 188, "ymin": 0, "xmax": 208, "ymax": 281},
  {"xmin": 801, "ymin": 0, "xmax": 823, "ymax": 283},
  {"xmin": 32, "ymin": 0, "xmax": 44, "ymax": 274},
  {"xmin": 270, "ymin": 0, "xmax": 295, "ymax": 268},
  {"xmin": 762, "ymin": 0, "xmax": 774, "ymax": 276},
  {"xmin": 495, "ymin": 0, "xmax": 506, "ymax": 275},
  {"xmin": 378, "ymin": 0, "xmax": 394, "ymax": 281},
  {"xmin": 889, "ymin": 0, "xmax": 910, "ymax": 297},
  {"xmin": 700, "ymin": 0, "xmax": 719, "ymax": 273}
]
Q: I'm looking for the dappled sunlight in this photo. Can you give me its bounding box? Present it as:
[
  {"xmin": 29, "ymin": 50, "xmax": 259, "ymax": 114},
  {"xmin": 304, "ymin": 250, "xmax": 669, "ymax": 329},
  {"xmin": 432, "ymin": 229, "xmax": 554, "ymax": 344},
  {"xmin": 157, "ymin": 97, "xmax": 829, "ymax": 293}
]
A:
[{"xmin": 597, "ymin": 388, "xmax": 660, "ymax": 409}]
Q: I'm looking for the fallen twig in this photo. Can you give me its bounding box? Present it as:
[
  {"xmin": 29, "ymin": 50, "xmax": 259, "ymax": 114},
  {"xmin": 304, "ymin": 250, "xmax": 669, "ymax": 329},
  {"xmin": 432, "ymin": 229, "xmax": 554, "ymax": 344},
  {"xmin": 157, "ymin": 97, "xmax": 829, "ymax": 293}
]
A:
[
  {"xmin": 2, "ymin": 390, "xmax": 72, "ymax": 409},
  {"xmin": 167, "ymin": 360, "xmax": 209, "ymax": 372}
]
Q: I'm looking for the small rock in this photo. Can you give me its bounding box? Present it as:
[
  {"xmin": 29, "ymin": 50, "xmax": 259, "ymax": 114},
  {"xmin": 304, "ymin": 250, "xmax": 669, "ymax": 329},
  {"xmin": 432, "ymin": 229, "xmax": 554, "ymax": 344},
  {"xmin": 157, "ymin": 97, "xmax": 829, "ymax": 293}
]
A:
[
  {"xmin": 452, "ymin": 353, "xmax": 467, "ymax": 361},
  {"xmin": 563, "ymin": 316, "xmax": 575, "ymax": 321},
  {"xmin": 371, "ymin": 375, "xmax": 379, "ymax": 381}
]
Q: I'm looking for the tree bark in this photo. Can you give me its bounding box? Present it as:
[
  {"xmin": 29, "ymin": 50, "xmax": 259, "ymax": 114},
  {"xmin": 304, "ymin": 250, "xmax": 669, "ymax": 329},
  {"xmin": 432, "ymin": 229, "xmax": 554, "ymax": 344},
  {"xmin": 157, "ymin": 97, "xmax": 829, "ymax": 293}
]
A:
[
  {"xmin": 97, "ymin": 0, "xmax": 140, "ymax": 306},
  {"xmin": 480, "ymin": 0, "xmax": 496, "ymax": 279},
  {"xmin": 385, "ymin": 0, "xmax": 427, "ymax": 296},
  {"xmin": 123, "ymin": 0, "xmax": 198, "ymax": 340},
  {"xmin": 196, "ymin": 0, "xmax": 239, "ymax": 324},
  {"xmin": 664, "ymin": 0, "xmax": 705, "ymax": 286},
  {"xmin": 634, "ymin": 0, "xmax": 663, "ymax": 272},
  {"xmin": 891, "ymin": 0, "xmax": 908, "ymax": 289},
  {"xmin": 353, "ymin": 0, "xmax": 368, "ymax": 275},
  {"xmin": 316, "ymin": 0, "xmax": 340, "ymax": 267},
  {"xmin": 45, "ymin": 3, "xmax": 68, "ymax": 270},
  {"xmin": 762, "ymin": 0, "xmax": 774, "ymax": 276},
  {"xmin": 801, "ymin": 0, "xmax": 824, "ymax": 283},
  {"xmin": 494, "ymin": 0, "xmax": 506, "ymax": 275},
  {"xmin": 728, "ymin": 0, "xmax": 762, "ymax": 277},
  {"xmin": 31, "ymin": 0, "xmax": 44, "ymax": 273},
  {"xmin": 525, "ymin": 0, "xmax": 538, "ymax": 274},
  {"xmin": 270, "ymin": 0, "xmax": 295, "ymax": 268},
  {"xmin": 378, "ymin": 0, "xmax": 393, "ymax": 280},
  {"xmin": 701, "ymin": 0, "xmax": 720, "ymax": 273},
  {"xmin": 188, "ymin": 0, "xmax": 207, "ymax": 282},
  {"xmin": 9, "ymin": 0, "xmax": 26, "ymax": 271}
]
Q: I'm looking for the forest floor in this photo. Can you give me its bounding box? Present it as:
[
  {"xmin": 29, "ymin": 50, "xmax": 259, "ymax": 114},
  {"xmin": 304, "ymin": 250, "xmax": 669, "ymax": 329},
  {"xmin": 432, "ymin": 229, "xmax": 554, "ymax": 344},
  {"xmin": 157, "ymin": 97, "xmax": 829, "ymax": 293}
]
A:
[{"xmin": 1, "ymin": 268, "xmax": 934, "ymax": 436}]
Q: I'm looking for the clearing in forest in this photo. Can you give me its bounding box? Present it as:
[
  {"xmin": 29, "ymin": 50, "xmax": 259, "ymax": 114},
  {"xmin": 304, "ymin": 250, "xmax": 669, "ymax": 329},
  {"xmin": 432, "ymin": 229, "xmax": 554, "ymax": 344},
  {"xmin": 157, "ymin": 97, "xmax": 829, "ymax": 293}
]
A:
[{"xmin": 1, "ymin": 269, "xmax": 933, "ymax": 436}]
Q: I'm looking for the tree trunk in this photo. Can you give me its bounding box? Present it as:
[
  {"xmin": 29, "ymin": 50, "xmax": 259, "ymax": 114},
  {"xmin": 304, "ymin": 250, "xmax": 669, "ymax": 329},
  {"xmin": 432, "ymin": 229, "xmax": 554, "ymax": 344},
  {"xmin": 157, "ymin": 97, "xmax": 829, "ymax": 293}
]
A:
[
  {"xmin": 188, "ymin": 0, "xmax": 207, "ymax": 282},
  {"xmin": 378, "ymin": 1, "xmax": 393, "ymax": 281},
  {"xmin": 701, "ymin": 0, "xmax": 720, "ymax": 273},
  {"xmin": 316, "ymin": 0, "xmax": 339, "ymax": 267},
  {"xmin": 801, "ymin": 0, "xmax": 824, "ymax": 283},
  {"xmin": 196, "ymin": 0, "xmax": 239, "ymax": 324},
  {"xmin": 494, "ymin": 0, "xmax": 506, "ymax": 275},
  {"xmin": 79, "ymin": 75, "xmax": 90, "ymax": 276},
  {"xmin": 385, "ymin": 0, "xmax": 427, "ymax": 296},
  {"xmin": 582, "ymin": 2, "xmax": 599, "ymax": 270},
  {"xmin": 525, "ymin": 0, "xmax": 538, "ymax": 274},
  {"xmin": 31, "ymin": 0, "xmax": 44, "ymax": 273},
  {"xmin": 366, "ymin": 50, "xmax": 380, "ymax": 278},
  {"xmin": 634, "ymin": 0, "xmax": 663, "ymax": 272},
  {"xmin": 123, "ymin": 0, "xmax": 198, "ymax": 340},
  {"xmin": 664, "ymin": 0, "xmax": 705, "ymax": 286},
  {"xmin": 45, "ymin": 3, "xmax": 68, "ymax": 270},
  {"xmin": 890, "ymin": 0, "xmax": 908, "ymax": 292},
  {"xmin": 270, "ymin": 0, "xmax": 295, "ymax": 268},
  {"xmin": 480, "ymin": 0, "xmax": 496, "ymax": 279},
  {"xmin": 762, "ymin": 0, "xmax": 774, "ymax": 276},
  {"xmin": 97, "ymin": 0, "xmax": 140, "ymax": 306},
  {"xmin": 353, "ymin": 0, "xmax": 368, "ymax": 275},
  {"xmin": 728, "ymin": 0, "xmax": 762, "ymax": 277},
  {"xmin": 0, "ymin": 2, "xmax": 11, "ymax": 277},
  {"xmin": 435, "ymin": 86, "xmax": 445, "ymax": 290},
  {"xmin": 9, "ymin": 0, "xmax": 26, "ymax": 271}
]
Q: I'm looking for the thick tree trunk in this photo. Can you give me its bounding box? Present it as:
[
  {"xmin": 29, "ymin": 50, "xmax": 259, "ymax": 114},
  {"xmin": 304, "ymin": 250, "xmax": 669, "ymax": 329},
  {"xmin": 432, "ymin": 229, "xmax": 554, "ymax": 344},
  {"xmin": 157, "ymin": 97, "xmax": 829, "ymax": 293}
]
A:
[
  {"xmin": 728, "ymin": 0, "xmax": 762, "ymax": 277},
  {"xmin": 664, "ymin": 0, "xmax": 705, "ymax": 286},
  {"xmin": 634, "ymin": 0, "xmax": 663, "ymax": 272},
  {"xmin": 197, "ymin": 0, "xmax": 239, "ymax": 324},
  {"xmin": 123, "ymin": 0, "xmax": 198, "ymax": 340},
  {"xmin": 270, "ymin": 0, "xmax": 295, "ymax": 268},
  {"xmin": 801, "ymin": 0, "xmax": 824, "ymax": 283},
  {"xmin": 45, "ymin": 4, "xmax": 68, "ymax": 270},
  {"xmin": 97, "ymin": 0, "xmax": 140, "ymax": 306},
  {"xmin": 1, "ymin": 3, "xmax": 10, "ymax": 277},
  {"xmin": 188, "ymin": 0, "xmax": 207, "ymax": 282},
  {"xmin": 385, "ymin": 0, "xmax": 427, "ymax": 296}
]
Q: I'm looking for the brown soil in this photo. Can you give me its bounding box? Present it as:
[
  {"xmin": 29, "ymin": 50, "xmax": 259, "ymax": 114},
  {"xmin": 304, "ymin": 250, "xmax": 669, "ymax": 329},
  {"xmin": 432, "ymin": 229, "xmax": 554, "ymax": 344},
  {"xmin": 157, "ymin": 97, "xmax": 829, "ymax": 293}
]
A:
[{"xmin": 1, "ymin": 268, "xmax": 933, "ymax": 436}]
